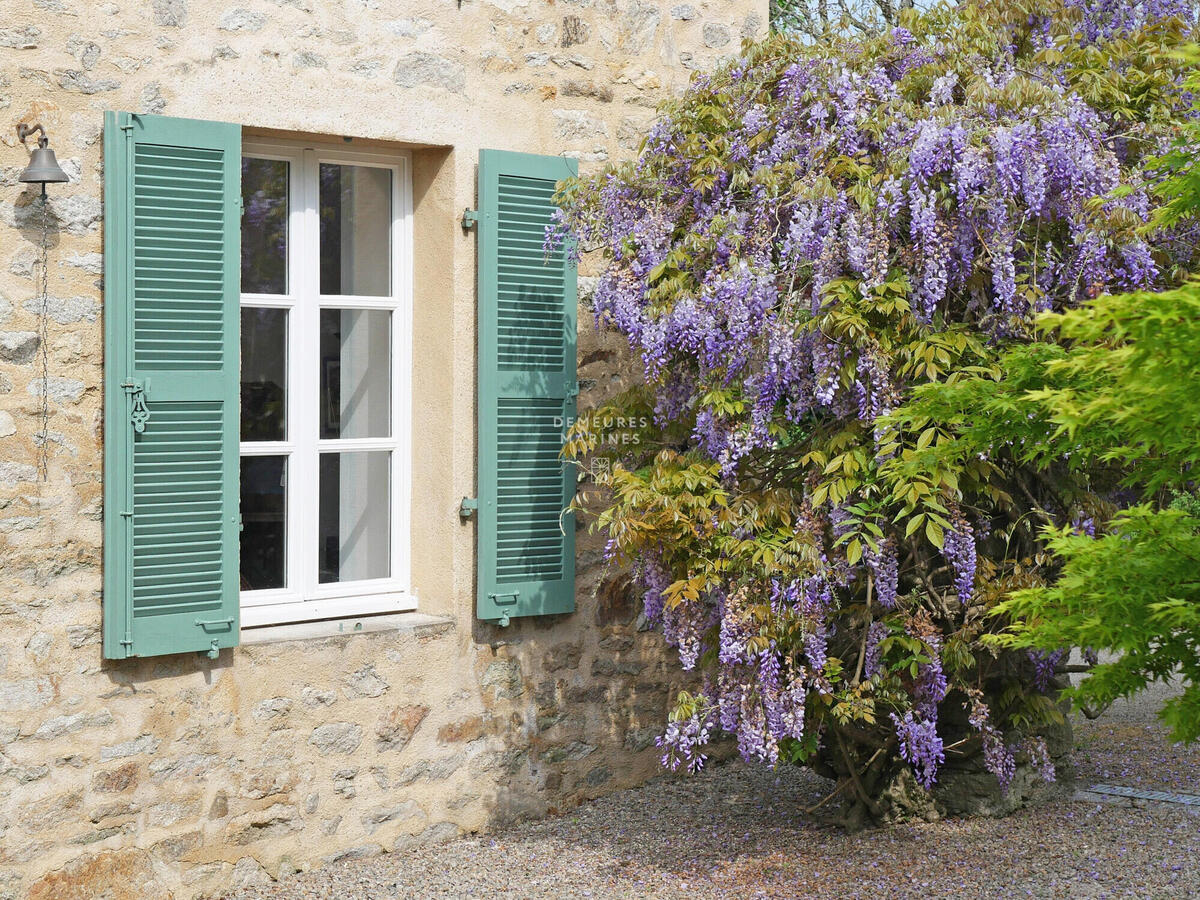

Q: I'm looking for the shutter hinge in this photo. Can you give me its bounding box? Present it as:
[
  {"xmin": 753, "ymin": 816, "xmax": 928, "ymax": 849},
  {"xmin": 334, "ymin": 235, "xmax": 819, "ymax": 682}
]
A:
[
  {"xmin": 121, "ymin": 380, "xmax": 150, "ymax": 433},
  {"xmin": 459, "ymin": 497, "xmax": 478, "ymax": 519},
  {"xmin": 461, "ymin": 208, "xmax": 479, "ymax": 232},
  {"xmin": 565, "ymin": 380, "xmax": 579, "ymax": 399}
]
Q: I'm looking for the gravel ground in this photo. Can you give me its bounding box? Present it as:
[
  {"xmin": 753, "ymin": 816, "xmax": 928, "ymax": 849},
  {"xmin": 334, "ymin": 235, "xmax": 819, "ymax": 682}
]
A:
[{"xmin": 224, "ymin": 682, "xmax": 1199, "ymax": 900}]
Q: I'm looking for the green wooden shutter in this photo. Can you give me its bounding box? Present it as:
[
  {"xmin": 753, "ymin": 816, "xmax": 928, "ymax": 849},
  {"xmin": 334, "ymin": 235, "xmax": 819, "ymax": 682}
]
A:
[
  {"xmin": 103, "ymin": 112, "xmax": 241, "ymax": 659},
  {"xmin": 475, "ymin": 150, "xmax": 578, "ymax": 625}
]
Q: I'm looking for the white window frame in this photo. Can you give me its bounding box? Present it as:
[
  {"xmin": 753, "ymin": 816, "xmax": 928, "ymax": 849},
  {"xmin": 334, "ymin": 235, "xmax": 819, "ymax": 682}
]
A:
[{"xmin": 239, "ymin": 137, "xmax": 414, "ymax": 627}]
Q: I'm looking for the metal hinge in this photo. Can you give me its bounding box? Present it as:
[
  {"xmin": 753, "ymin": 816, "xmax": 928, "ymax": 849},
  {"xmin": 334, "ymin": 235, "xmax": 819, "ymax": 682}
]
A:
[
  {"xmin": 461, "ymin": 208, "xmax": 479, "ymax": 232},
  {"xmin": 121, "ymin": 380, "xmax": 150, "ymax": 433},
  {"xmin": 459, "ymin": 497, "xmax": 478, "ymax": 519},
  {"xmin": 565, "ymin": 380, "xmax": 579, "ymax": 399}
]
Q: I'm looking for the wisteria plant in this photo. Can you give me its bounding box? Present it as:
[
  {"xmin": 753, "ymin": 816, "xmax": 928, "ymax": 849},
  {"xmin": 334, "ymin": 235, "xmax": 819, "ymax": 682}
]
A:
[
  {"xmin": 554, "ymin": 0, "xmax": 1199, "ymax": 826},
  {"xmin": 891, "ymin": 48, "xmax": 1200, "ymax": 746}
]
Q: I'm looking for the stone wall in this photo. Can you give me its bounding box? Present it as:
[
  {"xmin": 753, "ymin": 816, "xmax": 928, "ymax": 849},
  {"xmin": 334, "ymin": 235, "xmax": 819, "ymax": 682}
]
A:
[{"xmin": 0, "ymin": 0, "xmax": 767, "ymax": 897}]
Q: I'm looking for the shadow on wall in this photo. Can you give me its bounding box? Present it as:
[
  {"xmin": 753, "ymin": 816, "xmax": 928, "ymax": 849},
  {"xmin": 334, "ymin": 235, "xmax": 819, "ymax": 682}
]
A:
[{"xmin": 468, "ymin": 563, "xmax": 694, "ymax": 822}]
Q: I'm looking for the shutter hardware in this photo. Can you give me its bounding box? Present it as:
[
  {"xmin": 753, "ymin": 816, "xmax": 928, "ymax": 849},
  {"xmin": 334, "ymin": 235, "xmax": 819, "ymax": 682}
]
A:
[
  {"xmin": 459, "ymin": 497, "xmax": 478, "ymax": 519},
  {"xmin": 120, "ymin": 380, "xmax": 150, "ymax": 433},
  {"xmin": 195, "ymin": 617, "xmax": 235, "ymax": 660},
  {"xmin": 461, "ymin": 208, "xmax": 479, "ymax": 232},
  {"xmin": 488, "ymin": 592, "xmax": 519, "ymax": 628}
]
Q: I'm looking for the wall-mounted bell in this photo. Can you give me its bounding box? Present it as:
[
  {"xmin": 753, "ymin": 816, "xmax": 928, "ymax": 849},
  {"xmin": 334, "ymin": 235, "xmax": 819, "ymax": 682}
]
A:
[{"xmin": 16, "ymin": 123, "xmax": 69, "ymax": 192}]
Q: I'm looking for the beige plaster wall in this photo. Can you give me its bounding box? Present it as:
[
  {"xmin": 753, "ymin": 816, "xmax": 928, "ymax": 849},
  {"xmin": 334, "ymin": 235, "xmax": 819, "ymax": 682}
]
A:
[{"xmin": 0, "ymin": 0, "xmax": 767, "ymax": 896}]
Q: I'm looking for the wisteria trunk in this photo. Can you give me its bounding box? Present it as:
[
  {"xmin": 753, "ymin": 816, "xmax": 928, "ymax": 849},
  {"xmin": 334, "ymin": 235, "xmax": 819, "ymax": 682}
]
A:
[{"xmin": 815, "ymin": 657, "xmax": 1073, "ymax": 829}]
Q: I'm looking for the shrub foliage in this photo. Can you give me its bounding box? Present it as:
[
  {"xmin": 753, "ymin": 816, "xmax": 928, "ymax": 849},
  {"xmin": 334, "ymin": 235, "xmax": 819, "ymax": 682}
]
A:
[{"xmin": 556, "ymin": 0, "xmax": 1198, "ymax": 821}]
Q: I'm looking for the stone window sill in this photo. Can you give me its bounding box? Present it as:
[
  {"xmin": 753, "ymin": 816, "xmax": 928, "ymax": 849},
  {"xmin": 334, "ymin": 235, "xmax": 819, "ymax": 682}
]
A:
[{"xmin": 239, "ymin": 611, "xmax": 455, "ymax": 646}]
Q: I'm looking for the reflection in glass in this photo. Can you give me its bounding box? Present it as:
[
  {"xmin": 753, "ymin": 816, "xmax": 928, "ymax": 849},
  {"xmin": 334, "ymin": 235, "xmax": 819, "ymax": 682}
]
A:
[
  {"xmin": 241, "ymin": 307, "xmax": 287, "ymax": 441},
  {"xmin": 241, "ymin": 158, "xmax": 289, "ymax": 294},
  {"xmin": 240, "ymin": 455, "xmax": 287, "ymax": 590},
  {"xmin": 319, "ymin": 309, "xmax": 390, "ymax": 439},
  {"xmin": 319, "ymin": 163, "xmax": 392, "ymax": 296},
  {"xmin": 319, "ymin": 451, "xmax": 390, "ymax": 583}
]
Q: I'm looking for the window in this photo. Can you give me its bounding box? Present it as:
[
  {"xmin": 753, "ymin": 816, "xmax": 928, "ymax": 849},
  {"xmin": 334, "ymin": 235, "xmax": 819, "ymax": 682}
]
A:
[{"xmin": 239, "ymin": 140, "xmax": 412, "ymax": 626}]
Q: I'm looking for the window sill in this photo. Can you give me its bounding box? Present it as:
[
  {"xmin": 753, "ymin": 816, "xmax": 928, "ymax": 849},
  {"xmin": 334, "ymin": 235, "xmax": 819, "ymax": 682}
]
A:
[
  {"xmin": 239, "ymin": 611, "xmax": 454, "ymax": 646},
  {"xmin": 241, "ymin": 589, "xmax": 416, "ymax": 627}
]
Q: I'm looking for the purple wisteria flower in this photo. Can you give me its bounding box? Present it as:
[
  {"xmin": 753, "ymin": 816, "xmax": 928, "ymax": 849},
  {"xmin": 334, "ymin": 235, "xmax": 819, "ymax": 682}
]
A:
[{"xmin": 892, "ymin": 711, "xmax": 945, "ymax": 790}]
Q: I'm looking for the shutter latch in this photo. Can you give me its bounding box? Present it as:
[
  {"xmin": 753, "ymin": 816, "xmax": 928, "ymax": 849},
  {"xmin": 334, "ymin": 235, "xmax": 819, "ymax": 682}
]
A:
[
  {"xmin": 461, "ymin": 208, "xmax": 479, "ymax": 232},
  {"xmin": 488, "ymin": 591, "xmax": 520, "ymax": 628},
  {"xmin": 121, "ymin": 380, "xmax": 150, "ymax": 433},
  {"xmin": 459, "ymin": 497, "xmax": 478, "ymax": 519}
]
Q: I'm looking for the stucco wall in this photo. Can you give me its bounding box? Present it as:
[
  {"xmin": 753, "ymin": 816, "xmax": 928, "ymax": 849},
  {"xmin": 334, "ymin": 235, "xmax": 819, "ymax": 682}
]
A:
[{"xmin": 0, "ymin": 0, "xmax": 766, "ymax": 897}]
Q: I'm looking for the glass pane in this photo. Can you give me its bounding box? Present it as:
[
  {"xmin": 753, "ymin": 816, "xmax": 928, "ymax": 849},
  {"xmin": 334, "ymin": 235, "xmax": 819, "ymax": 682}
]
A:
[
  {"xmin": 240, "ymin": 455, "xmax": 287, "ymax": 591},
  {"xmin": 319, "ymin": 309, "xmax": 390, "ymax": 439},
  {"xmin": 241, "ymin": 158, "xmax": 289, "ymax": 294},
  {"xmin": 319, "ymin": 451, "xmax": 390, "ymax": 583},
  {"xmin": 241, "ymin": 307, "xmax": 287, "ymax": 441},
  {"xmin": 319, "ymin": 163, "xmax": 392, "ymax": 296}
]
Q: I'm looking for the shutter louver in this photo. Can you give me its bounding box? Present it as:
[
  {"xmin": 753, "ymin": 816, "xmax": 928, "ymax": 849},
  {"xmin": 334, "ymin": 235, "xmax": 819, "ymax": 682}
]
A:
[
  {"xmin": 476, "ymin": 150, "xmax": 578, "ymax": 624},
  {"xmin": 103, "ymin": 112, "xmax": 241, "ymax": 659}
]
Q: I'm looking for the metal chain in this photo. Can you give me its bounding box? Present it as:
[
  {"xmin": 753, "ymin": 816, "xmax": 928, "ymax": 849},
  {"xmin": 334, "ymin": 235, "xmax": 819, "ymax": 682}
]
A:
[{"xmin": 37, "ymin": 192, "xmax": 51, "ymax": 482}]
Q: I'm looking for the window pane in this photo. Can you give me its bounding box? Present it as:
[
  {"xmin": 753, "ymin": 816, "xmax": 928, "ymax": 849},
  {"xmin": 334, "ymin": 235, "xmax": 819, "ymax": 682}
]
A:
[
  {"xmin": 319, "ymin": 163, "xmax": 391, "ymax": 296},
  {"xmin": 319, "ymin": 309, "xmax": 390, "ymax": 439},
  {"xmin": 241, "ymin": 456, "xmax": 287, "ymax": 591},
  {"xmin": 241, "ymin": 158, "xmax": 288, "ymax": 294},
  {"xmin": 241, "ymin": 307, "xmax": 287, "ymax": 441},
  {"xmin": 319, "ymin": 451, "xmax": 390, "ymax": 583}
]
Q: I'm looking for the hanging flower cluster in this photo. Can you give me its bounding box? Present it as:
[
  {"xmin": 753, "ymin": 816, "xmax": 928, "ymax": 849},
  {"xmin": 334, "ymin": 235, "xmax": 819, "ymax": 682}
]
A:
[{"xmin": 559, "ymin": 0, "xmax": 1197, "ymax": 807}]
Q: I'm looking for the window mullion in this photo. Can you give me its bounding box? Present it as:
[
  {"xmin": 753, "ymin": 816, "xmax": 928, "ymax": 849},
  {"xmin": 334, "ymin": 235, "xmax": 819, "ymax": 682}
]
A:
[{"xmin": 294, "ymin": 148, "xmax": 322, "ymax": 603}]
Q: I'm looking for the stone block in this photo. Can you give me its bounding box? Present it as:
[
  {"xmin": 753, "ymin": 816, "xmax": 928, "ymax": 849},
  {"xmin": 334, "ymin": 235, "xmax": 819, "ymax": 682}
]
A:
[
  {"xmin": 345, "ymin": 664, "xmax": 389, "ymax": 698},
  {"xmin": 374, "ymin": 704, "xmax": 428, "ymax": 752},
  {"xmin": 539, "ymin": 741, "xmax": 595, "ymax": 763},
  {"xmin": 481, "ymin": 658, "xmax": 523, "ymax": 699},
  {"xmin": 152, "ymin": 0, "xmax": 187, "ymax": 26},
  {"xmin": 561, "ymin": 16, "xmax": 590, "ymax": 47},
  {"xmin": 703, "ymin": 23, "xmax": 731, "ymax": 48},
  {"xmin": 393, "ymin": 53, "xmax": 465, "ymax": 93},
  {"xmin": 100, "ymin": 734, "xmax": 159, "ymax": 761},
  {"xmin": 438, "ymin": 715, "xmax": 485, "ymax": 744},
  {"xmin": 0, "ymin": 331, "xmax": 38, "ymax": 364},
  {"xmin": 360, "ymin": 799, "xmax": 424, "ymax": 835},
  {"xmin": 92, "ymin": 762, "xmax": 138, "ymax": 793},
  {"xmin": 309, "ymin": 722, "xmax": 362, "ymax": 755},
  {"xmin": 561, "ymin": 80, "xmax": 613, "ymax": 102},
  {"xmin": 218, "ymin": 8, "xmax": 266, "ymax": 31},
  {"xmin": 26, "ymin": 849, "xmax": 169, "ymax": 900},
  {"xmin": 544, "ymin": 641, "xmax": 582, "ymax": 671}
]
